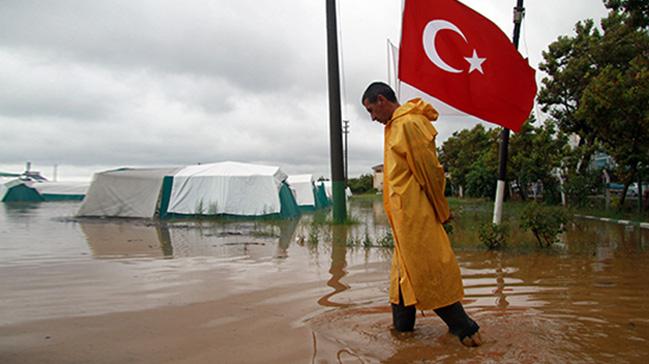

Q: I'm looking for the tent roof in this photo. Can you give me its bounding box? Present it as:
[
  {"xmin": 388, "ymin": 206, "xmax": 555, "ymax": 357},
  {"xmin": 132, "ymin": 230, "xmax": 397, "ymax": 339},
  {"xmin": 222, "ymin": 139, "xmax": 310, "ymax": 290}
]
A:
[
  {"xmin": 0, "ymin": 172, "xmax": 20, "ymax": 177},
  {"xmin": 174, "ymin": 162, "xmax": 287, "ymax": 187},
  {"xmin": 175, "ymin": 161, "xmax": 283, "ymax": 177},
  {"xmin": 32, "ymin": 181, "xmax": 90, "ymax": 195},
  {"xmin": 287, "ymin": 174, "xmax": 314, "ymax": 184},
  {"xmin": 96, "ymin": 167, "xmax": 182, "ymax": 179}
]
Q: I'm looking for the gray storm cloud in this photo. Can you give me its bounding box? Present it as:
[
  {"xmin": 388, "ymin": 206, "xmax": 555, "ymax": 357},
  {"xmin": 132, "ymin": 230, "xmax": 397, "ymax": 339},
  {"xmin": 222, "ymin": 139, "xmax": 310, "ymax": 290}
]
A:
[{"xmin": 0, "ymin": 0, "xmax": 608, "ymax": 180}]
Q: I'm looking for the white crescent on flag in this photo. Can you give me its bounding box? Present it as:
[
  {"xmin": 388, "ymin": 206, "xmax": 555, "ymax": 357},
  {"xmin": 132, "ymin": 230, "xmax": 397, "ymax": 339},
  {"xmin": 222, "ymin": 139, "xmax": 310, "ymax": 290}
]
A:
[
  {"xmin": 422, "ymin": 19, "xmax": 486, "ymax": 75},
  {"xmin": 422, "ymin": 20, "xmax": 466, "ymax": 74}
]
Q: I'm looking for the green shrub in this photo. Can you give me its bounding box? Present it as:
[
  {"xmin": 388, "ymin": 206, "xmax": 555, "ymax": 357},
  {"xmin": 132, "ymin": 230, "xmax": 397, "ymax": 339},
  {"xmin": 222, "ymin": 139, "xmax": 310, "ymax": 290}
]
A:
[
  {"xmin": 307, "ymin": 224, "xmax": 320, "ymax": 246},
  {"xmin": 478, "ymin": 223, "xmax": 508, "ymax": 250},
  {"xmin": 362, "ymin": 229, "xmax": 373, "ymax": 248},
  {"xmin": 465, "ymin": 159, "xmax": 497, "ymax": 198},
  {"xmin": 563, "ymin": 171, "xmax": 599, "ymax": 207},
  {"xmin": 520, "ymin": 202, "xmax": 570, "ymax": 248},
  {"xmin": 376, "ymin": 231, "xmax": 394, "ymax": 248}
]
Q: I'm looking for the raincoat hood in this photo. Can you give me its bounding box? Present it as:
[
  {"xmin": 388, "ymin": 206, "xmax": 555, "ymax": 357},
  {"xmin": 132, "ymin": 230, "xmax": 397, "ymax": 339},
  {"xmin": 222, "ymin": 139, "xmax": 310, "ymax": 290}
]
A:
[{"xmin": 389, "ymin": 98, "xmax": 439, "ymax": 126}]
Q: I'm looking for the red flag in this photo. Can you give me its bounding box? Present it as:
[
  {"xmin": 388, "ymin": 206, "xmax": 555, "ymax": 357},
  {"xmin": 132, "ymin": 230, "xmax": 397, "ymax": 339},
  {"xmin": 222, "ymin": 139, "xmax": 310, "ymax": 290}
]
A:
[{"xmin": 399, "ymin": 0, "xmax": 536, "ymax": 131}]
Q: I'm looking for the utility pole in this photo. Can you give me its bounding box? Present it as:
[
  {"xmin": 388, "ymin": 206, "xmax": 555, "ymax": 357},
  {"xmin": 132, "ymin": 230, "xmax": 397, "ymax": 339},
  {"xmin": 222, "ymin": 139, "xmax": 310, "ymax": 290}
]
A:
[
  {"xmin": 638, "ymin": 164, "xmax": 643, "ymax": 212},
  {"xmin": 493, "ymin": 0, "xmax": 525, "ymax": 225},
  {"xmin": 326, "ymin": 0, "xmax": 347, "ymax": 223},
  {"xmin": 343, "ymin": 119, "xmax": 349, "ymax": 182}
]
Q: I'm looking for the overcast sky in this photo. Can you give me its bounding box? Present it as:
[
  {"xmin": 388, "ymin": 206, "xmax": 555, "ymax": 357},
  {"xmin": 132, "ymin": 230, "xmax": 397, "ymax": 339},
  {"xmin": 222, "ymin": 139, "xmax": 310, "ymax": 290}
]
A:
[{"xmin": 0, "ymin": 0, "xmax": 609, "ymax": 181}]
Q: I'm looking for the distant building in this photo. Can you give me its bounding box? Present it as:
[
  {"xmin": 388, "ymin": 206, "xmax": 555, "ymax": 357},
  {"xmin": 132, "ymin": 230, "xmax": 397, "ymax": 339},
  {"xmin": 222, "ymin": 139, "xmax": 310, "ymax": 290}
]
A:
[
  {"xmin": 372, "ymin": 164, "xmax": 383, "ymax": 191},
  {"xmin": 567, "ymin": 137, "xmax": 616, "ymax": 172},
  {"xmin": 589, "ymin": 152, "xmax": 616, "ymax": 171}
]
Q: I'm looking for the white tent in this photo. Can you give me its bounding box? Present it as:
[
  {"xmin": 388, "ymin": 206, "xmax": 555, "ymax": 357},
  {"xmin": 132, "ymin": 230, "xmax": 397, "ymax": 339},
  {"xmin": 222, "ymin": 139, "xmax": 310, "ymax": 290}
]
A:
[
  {"xmin": 0, "ymin": 177, "xmax": 11, "ymax": 200},
  {"xmin": 167, "ymin": 161, "xmax": 289, "ymax": 216},
  {"xmin": 321, "ymin": 181, "xmax": 352, "ymax": 201},
  {"xmin": 32, "ymin": 181, "xmax": 89, "ymax": 200},
  {"xmin": 287, "ymin": 174, "xmax": 316, "ymax": 208},
  {"xmin": 77, "ymin": 167, "xmax": 180, "ymax": 218}
]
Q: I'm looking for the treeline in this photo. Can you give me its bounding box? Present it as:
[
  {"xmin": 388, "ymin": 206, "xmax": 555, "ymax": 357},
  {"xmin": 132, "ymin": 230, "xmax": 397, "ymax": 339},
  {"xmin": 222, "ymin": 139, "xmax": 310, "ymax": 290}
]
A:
[
  {"xmin": 347, "ymin": 174, "xmax": 375, "ymax": 194},
  {"xmin": 439, "ymin": 0, "xmax": 648, "ymax": 209}
]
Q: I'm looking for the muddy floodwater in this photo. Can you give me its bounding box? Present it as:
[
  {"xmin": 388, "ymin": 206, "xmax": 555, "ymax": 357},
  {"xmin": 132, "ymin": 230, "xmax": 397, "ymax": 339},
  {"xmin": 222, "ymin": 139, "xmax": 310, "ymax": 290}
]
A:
[{"xmin": 1, "ymin": 199, "xmax": 649, "ymax": 363}]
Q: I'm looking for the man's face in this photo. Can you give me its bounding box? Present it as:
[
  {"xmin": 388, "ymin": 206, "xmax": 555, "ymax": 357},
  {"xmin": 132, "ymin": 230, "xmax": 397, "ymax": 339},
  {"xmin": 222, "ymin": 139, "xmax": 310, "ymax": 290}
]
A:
[{"xmin": 363, "ymin": 95, "xmax": 392, "ymax": 125}]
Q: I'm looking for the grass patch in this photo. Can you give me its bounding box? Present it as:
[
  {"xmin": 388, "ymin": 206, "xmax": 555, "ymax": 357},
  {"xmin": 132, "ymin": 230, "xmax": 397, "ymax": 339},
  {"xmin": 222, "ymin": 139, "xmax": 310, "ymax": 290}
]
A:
[
  {"xmin": 572, "ymin": 205, "xmax": 648, "ymax": 223},
  {"xmin": 308, "ymin": 209, "xmax": 361, "ymax": 226},
  {"xmin": 346, "ymin": 229, "xmax": 394, "ymax": 248},
  {"xmin": 349, "ymin": 194, "xmax": 647, "ymax": 222},
  {"xmin": 349, "ymin": 192, "xmax": 382, "ymax": 201}
]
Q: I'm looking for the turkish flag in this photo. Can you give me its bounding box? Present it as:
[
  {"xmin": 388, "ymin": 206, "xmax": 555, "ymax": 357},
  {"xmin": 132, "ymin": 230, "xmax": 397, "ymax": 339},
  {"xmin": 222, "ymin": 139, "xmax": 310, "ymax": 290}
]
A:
[{"xmin": 399, "ymin": 0, "xmax": 536, "ymax": 131}]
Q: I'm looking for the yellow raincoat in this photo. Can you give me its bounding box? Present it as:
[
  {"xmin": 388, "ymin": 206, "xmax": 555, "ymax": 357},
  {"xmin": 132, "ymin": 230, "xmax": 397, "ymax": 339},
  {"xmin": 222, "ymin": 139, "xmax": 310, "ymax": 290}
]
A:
[{"xmin": 384, "ymin": 98, "xmax": 464, "ymax": 310}]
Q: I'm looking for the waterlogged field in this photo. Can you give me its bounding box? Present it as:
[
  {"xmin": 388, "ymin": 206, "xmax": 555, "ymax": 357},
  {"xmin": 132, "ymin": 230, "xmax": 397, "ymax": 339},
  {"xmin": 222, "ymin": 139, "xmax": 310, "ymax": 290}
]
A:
[{"xmin": 1, "ymin": 198, "xmax": 648, "ymax": 363}]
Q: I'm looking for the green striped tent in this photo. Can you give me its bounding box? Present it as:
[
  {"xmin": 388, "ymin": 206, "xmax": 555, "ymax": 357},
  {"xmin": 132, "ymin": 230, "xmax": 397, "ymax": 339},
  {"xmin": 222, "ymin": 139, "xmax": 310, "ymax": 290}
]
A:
[
  {"xmin": 1, "ymin": 175, "xmax": 88, "ymax": 203},
  {"xmin": 77, "ymin": 162, "xmax": 300, "ymax": 220},
  {"xmin": 287, "ymin": 174, "xmax": 330, "ymax": 212},
  {"xmin": 1, "ymin": 179, "xmax": 43, "ymax": 202}
]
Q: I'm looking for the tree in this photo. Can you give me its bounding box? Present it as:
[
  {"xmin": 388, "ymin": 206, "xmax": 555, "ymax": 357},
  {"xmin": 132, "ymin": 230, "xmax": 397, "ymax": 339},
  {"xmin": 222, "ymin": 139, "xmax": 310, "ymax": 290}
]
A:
[
  {"xmin": 439, "ymin": 125, "xmax": 499, "ymax": 197},
  {"xmin": 605, "ymin": 0, "xmax": 649, "ymax": 27},
  {"xmin": 539, "ymin": 1, "xmax": 649, "ymax": 209},
  {"xmin": 577, "ymin": 57, "xmax": 649, "ymax": 207},
  {"xmin": 509, "ymin": 118, "xmax": 569, "ymax": 203},
  {"xmin": 465, "ymin": 155, "xmax": 498, "ymax": 198},
  {"xmin": 576, "ymin": 4, "xmax": 649, "ymax": 207},
  {"xmin": 538, "ymin": 19, "xmax": 602, "ymax": 174},
  {"xmin": 347, "ymin": 174, "xmax": 375, "ymax": 194}
]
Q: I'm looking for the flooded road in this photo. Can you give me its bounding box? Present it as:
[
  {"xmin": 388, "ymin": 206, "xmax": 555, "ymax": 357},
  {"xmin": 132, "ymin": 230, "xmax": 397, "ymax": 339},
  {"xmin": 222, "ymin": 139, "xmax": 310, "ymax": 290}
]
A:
[{"xmin": 1, "ymin": 199, "xmax": 649, "ymax": 363}]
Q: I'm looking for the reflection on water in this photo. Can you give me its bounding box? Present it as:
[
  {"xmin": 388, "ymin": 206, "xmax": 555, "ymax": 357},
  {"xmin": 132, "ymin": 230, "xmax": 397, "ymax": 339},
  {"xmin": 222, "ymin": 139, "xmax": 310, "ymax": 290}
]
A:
[
  {"xmin": 2, "ymin": 200, "xmax": 649, "ymax": 362},
  {"xmin": 79, "ymin": 218, "xmax": 301, "ymax": 261},
  {"xmin": 311, "ymin": 241, "xmax": 649, "ymax": 362},
  {"xmin": 317, "ymin": 225, "xmax": 350, "ymax": 308},
  {"xmin": 0, "ymin": 201, "xmax": 392, "ymax": 326},
  {"xmin": 81, "ymin": 223, "xmax": 172, "ymax": 259},
  {"xmin": 306, "ymin": 207, "xmax": 649, "ymax": 363}
]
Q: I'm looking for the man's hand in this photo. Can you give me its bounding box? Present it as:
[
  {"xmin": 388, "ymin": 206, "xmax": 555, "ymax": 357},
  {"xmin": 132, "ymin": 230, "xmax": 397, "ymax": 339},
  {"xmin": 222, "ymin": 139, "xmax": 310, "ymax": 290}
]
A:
[
  {"xmin": 443, "ymin": 211, "xmax": 454, "ymax": 225},
  {"xmin": 442, "ymin": 211, "xmax": 454, "ymax": 234}
]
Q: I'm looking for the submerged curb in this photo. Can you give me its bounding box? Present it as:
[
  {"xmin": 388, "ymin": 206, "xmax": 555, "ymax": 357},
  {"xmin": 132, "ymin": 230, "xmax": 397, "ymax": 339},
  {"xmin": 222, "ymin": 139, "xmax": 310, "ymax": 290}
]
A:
[{"xmin": 575, "ymin": 214, "xmax": 649, "ymax": 230}]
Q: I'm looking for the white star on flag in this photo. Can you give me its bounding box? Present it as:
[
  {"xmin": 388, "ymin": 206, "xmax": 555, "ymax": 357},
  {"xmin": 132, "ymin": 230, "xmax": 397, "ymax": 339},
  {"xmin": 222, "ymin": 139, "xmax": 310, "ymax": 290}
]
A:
[{"xmin": 464, "ymin": 50, "xmax": 486, "ymax": 74}]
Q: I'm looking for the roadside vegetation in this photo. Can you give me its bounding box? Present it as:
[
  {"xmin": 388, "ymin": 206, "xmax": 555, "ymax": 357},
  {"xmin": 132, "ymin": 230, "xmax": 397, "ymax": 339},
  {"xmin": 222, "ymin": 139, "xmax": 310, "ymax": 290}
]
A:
[{"xmin": 347, "ymin": 174, "xmax": 376, "ymax": 195}]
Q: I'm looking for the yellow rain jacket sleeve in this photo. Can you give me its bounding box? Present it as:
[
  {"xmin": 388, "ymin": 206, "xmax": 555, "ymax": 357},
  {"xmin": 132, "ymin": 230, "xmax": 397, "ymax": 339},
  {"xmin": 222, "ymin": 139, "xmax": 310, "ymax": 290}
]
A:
[{"xmin": 384, "ymin": 98, "xmax": 464, "ymax": 310}]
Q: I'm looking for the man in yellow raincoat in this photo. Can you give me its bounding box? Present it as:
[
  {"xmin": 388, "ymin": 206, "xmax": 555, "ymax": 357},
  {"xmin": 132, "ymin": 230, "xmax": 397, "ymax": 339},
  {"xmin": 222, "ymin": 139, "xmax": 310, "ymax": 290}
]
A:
[{"xmin": 362, "ymin": 82, "xmax": 481, "ymax": 347}]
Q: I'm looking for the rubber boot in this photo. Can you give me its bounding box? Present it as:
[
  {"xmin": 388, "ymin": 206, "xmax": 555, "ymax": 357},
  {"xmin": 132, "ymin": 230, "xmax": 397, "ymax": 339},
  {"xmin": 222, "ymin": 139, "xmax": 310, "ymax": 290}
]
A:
[
  {"xmin": 433, "ymin": 302, "xmax": 480, "ymax": 341},
  {"xmin": 391, "ymin": 288, "xmax": 416, "ymax": 332}
]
